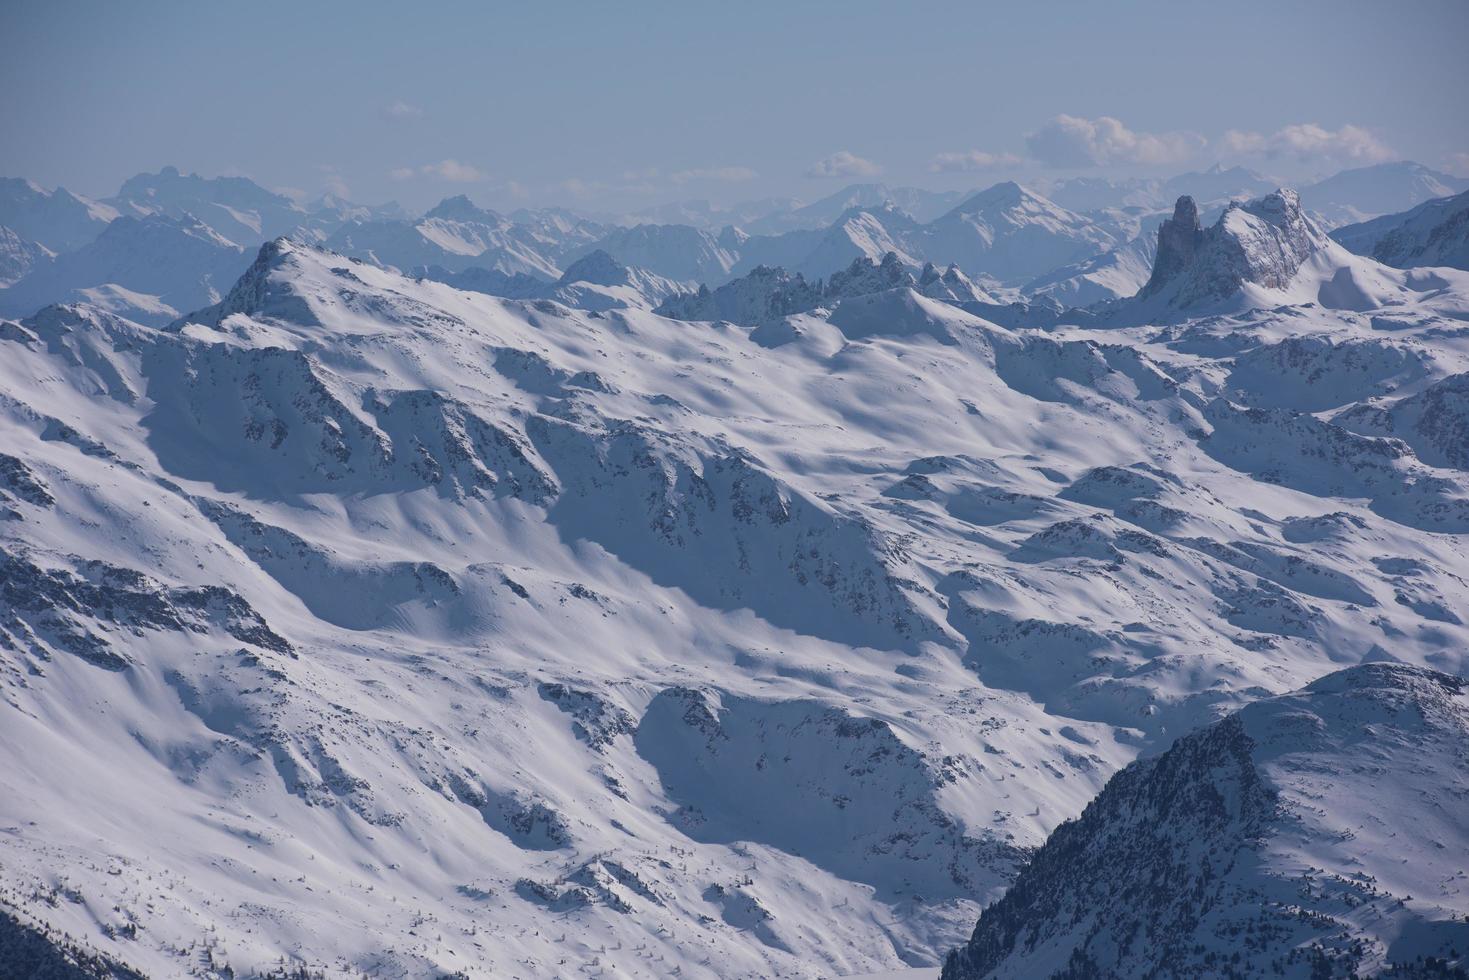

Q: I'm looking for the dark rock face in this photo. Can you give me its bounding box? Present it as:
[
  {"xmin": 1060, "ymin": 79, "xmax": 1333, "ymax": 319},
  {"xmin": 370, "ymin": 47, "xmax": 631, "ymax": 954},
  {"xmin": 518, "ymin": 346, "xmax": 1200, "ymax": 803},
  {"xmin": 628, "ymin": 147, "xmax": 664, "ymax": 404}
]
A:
[
  {"xmin": 1139, "ymin": 196, "xmax": 1203, "ymax": 298},
  {"xmin": 942, "ymin": 715, "xmax": 1272, "ymax": 980},
  {"xmin": 1135, "ymin": 189, "xmax": 1325, "ymax": 308},
  {"xmin": 825, "ymin": 250, "xmax": 915, "ymax": 297},
  {"xmin": 537, "ymin": 681, "xmax": 635, "ymax": 750},
  {"xmin": 0, "ymin": 552, "xmax": 292, "ymax": 669},
  {"xmin": 940, "ymin": 664, "xmax": 1469, "ymax": 980}
]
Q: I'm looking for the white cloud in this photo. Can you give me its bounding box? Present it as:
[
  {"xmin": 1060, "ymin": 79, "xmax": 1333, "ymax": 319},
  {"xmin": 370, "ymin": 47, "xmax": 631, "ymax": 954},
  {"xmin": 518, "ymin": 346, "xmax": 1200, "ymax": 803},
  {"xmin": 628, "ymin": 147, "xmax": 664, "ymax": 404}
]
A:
[
  {"xmin": 671, "ymin": 166, "xmax": 758, "ymax": 184},
  {"xmin": 1445, "ymin": 152, "xmax": 1469, "ymax": 178},
  {"xmin": 1223, "ymin": 123, "xmax": 1394, "ymax": 164},
  {"xmin": 805, "ymin": 151, "xmax": 883, "ymax": 179},
  {"xmin": 1026, "ymin": 115, "xmax": 1205, "ymax": 168},
  {"xmin": 391, "ymin": 160, "xmax": 489, "ymax": 183},
  {"xmin": 424, "ymin": 159, "xmax": 487, "ymax": 182},
  {"xmin": 929, "ymin": 150, "xmax": 1023, "ymax": 173},
  {"xmin": 380, "ymin": 100, "xmax": 423, "ymax": 120}
]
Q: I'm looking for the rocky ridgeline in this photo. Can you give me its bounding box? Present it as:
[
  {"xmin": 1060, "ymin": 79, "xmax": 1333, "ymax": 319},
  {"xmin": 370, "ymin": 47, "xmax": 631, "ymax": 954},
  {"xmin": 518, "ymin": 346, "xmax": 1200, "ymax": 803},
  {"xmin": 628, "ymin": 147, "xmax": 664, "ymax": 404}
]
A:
[
  {"xmin": 941, "ymin": 663, "xmax": 1469, "ymax": 979},
  {"xmin": 1140, "ymin": 188, "xmax": 1327, "ymax": 307},
  {"xmin": 657, "ymin": 251, "xmax": 989, "ymax": 325}
]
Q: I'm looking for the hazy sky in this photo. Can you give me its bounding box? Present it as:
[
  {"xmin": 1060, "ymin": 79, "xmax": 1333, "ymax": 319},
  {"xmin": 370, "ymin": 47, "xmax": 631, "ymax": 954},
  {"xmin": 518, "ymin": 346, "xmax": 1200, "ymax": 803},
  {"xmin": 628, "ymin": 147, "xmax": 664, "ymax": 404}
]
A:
[{"xmin": 4, "ymin": 0, "xmax": 1467, "ymax": 212}]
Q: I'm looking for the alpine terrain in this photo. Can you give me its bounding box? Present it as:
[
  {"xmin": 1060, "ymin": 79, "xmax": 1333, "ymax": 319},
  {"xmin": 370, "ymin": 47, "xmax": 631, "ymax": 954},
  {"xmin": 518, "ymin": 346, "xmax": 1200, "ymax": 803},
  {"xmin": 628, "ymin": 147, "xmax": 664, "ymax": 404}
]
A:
[{"xmin": 1, "ymin": 161, "xmax": 1468, "ymax": 980}]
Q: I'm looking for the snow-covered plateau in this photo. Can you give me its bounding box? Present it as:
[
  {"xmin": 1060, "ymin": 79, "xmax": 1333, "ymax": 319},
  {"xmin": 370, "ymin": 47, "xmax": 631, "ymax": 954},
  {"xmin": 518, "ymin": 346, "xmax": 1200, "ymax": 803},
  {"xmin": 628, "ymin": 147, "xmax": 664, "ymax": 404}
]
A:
[{"xmin": 1, "ymin": 178, "xmax": 1468, "ymax": 979}]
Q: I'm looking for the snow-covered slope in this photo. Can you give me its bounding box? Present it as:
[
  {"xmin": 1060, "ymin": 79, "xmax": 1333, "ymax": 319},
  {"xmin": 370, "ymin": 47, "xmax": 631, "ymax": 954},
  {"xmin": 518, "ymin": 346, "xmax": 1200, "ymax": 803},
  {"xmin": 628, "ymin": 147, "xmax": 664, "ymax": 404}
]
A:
[
  {"xmin": 918, "ymin": 262, "xmax": 995, "ymax": 303},
  {"xmin": 1022, "ymin": 233, "xmax": 1157, "ymax": 307},
  {"xmin": 1124, "ymin": 188, "xmax": 1437, "ymax": 317},
  {"xmin": 745, "ymin": 184, "xmax": 970, "ymax": 235},
  {"xmin": 657, "ymin": 264, "xmax": 825, "ymax": 324},
  {"xmin": 0, "ymin": 213, "xmax": 249, "ymax": 325},
  {"xmin": 917, "ymin": 183, "xmax": 1119, "ymax": 284},
  {"xmin": 578, "ymin": 222, "xmax": 740, "ymax": 283},
  {"xmin": 940, "ymin": 662, "xmax": 1469, "ymax": 979},
  {"xmin": 3, "ymin": 236, "xmax": 1469, "ymax": 978},
  {"xmin": 418, "ymin": 250, "xmax": 687, "ymax": 312},
  {"xmin": 0, "ymin": 178, "xmax": 119, "ymax": 253},
  {"xmin": 0, "ymin": 225, "xmax": 54, "ymax": 287},
  {"xmin": 786, "ymin": 204, "xmax": 926, "ymax": 279},
  {"xmin": 326, "ymin": 195, "xmax": 591, "ymax": 279},
  {"xmin": 1301, "ymin": 161, "xmax": 1469, "ymax": 229},
  {"xmin": 659, "ymin": 251, "xmax": 923, "ymax": 325},
  {"xmin": 1332, "ymin": 191, "xmax": 1469, "ymax": 271},
  {"xmin": 543, "ymin": 249, "xmax": 691, "ymax": 311},
  {"xmin": 109, "ymin": 167, "xmax": 311, "ymax": 247}
]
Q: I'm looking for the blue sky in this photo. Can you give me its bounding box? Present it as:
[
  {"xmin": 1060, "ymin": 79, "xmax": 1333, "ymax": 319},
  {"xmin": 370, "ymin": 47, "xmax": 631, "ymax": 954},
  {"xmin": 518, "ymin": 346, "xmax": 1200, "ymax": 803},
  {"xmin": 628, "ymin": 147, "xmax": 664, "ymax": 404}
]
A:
[{"xmin": 3, "ymin": 0, "xmax": 1467, "ymax": 211}]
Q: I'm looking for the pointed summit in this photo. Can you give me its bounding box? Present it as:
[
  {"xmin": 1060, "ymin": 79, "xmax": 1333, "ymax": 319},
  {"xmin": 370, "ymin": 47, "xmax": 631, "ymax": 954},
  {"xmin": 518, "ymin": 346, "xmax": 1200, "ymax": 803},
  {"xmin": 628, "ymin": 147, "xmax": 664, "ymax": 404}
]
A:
[
  {"xmin": 424, "ymin": 194, "xmax": 499, "ymax": 222},
  {"xmin": 180, "ymin": 236, "xmax": 315, "ymax": 328},
  {"xmin": 1139, "ymin": 196, "xmax": 1203, "ymax": 297}
]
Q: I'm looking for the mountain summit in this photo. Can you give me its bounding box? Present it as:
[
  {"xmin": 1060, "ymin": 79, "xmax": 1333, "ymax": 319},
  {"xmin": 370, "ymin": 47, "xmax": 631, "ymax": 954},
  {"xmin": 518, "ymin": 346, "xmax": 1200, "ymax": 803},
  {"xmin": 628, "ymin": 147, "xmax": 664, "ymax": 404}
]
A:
[
  {"xmin": 1138, "ymin": 195, "xmax": 1204, "ymax": 298},
  {"xmin": 1129, "ymin": 187, "xmax": 1387, "ymax": 311}
]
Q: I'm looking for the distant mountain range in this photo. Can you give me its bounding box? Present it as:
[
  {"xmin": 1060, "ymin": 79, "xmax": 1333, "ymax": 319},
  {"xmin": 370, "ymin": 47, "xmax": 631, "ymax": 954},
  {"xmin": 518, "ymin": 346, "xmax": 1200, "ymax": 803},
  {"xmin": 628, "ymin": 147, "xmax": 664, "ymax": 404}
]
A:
[{"xmin": 3, "ymin": 159, "xmax": 1468, "ymax": 326}]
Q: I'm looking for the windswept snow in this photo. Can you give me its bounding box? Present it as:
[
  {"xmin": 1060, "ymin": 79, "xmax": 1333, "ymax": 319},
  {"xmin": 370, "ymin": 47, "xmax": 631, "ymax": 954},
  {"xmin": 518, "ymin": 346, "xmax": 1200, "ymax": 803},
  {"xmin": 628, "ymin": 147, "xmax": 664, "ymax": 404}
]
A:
[{"xmin": 0, "ymin": 173, "xmax": 1468, "ymax": 979}]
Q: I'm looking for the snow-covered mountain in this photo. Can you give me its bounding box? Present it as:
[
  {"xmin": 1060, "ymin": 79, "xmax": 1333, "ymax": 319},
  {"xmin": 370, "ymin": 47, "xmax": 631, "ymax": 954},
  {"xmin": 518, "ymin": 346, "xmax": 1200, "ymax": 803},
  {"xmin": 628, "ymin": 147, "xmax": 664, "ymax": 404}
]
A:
[
  {"xmin": 744, "ymin": 183, "xmax": 971, "ymax": 235},
  {"xmin": 782, "ymin": 203, "xmax": 927, "ymax": 279},
  {"xmin": 326, "ymin": 194, "xmax": 600, "ymax": 279},
  {"xmin": 652, "ymin": 185, "xmax": 1124, "ymax": 289},
  {"xmin": 1332, "ymin": 190, "xmax": 1469, "ymax": 271},
  {"xmin": 1301, "ymin": 161, "xmax": 1469, "ymax": 229},
  {"xmin": 659, "ymin": 251, "xmax": 927, "ymax": 324},
  {"xmin": 0, "ymin": 212, "xmax": 249, "ymax": 325},
  {"xmin": 1159, "ymin": 164, "xmax": 1278, "ymax": 209},
  {"xmin": 1125, "ymin": 188, "xmax": 1428, "ymax": 316},
  {"xmin": 543, "ymin": 249, "xmax": 691, "ymax": 311},
  {"xmin": 941, "ymin": 662, "xmax": 1469, "ymax": 979},
  {"xmin": 3, "ymin": 227, "xmax": 1469, "ymax": 977},
  {"xmin": 0, "ymin": 178, "xmax": 119, "ymax": 253},
  {"xmin": 918, "ymin": 261, "xmax": 995, "ymax": 303},
  {"xmin": 656, "ymin": 264, "xmax": 825, "ymax": 323},
  {"xmin": 0, "ymin": 225, "xmax": 54, "ymax": 287},
  {"xmin": 577, "ymin": 222, "xmax": 740, "ymax": 283},
  {"xmin": 610, "ymin": 196, "xmax": 800, "ymax": 231},
  {"xmin": 108, "ymin": 167, "xmax": 311, "ymax": 247},
  {"xmin": 916, "ymin": 183, "xmax": 1119, "ymax": 284},
  {"xmin": 1022, "ymin": 232, "xmax": 1157, "ymax": 306}
]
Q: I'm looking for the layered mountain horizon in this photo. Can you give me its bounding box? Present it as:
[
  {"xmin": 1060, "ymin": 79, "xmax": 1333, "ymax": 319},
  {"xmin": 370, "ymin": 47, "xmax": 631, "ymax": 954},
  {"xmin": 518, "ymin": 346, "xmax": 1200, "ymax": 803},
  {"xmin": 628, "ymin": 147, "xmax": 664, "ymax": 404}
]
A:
[
  {"xmin": 3, "ymin": 138, "xmax": 1469, "ymax": 977},
  {"xmin": 6, "ymin": 159, "xmax": 1469, "ymax": 330}
]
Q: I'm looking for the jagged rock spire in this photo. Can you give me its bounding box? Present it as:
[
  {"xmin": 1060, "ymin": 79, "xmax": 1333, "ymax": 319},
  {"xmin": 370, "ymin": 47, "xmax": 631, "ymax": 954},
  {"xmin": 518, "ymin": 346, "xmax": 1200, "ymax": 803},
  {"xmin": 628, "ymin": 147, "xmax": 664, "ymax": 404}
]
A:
[{"xmin": 1139, "ymin": 196, "xmax": 1203, "ymax": 297}]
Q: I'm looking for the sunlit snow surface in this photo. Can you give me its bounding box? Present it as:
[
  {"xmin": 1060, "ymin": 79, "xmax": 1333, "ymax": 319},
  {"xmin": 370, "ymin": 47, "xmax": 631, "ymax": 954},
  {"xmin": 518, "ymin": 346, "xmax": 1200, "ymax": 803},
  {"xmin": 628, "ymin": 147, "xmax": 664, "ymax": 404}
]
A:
[{"xmin": 2, "ymin": 238, "xmax": 1468, "ymax": 977}]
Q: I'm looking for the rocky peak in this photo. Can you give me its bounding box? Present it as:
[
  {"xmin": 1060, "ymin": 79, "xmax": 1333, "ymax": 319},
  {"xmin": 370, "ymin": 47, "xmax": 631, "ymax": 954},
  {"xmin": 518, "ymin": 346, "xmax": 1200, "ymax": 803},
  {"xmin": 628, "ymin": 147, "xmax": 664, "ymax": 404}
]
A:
[
  {"xmin": 917, "ymin": 261, "xmax": 989, "ymax": 303},
  {"xmin": 1135, "ymin": 187, "xmax": 1327, "ymax": 307},
  {"xmin": 825, "ymin": 250, "xmax": 915, "ymax": 298},
  {"xmin": 180, "ymin": 237, "xmax": 316, "ymax": 328},
  {"xmin": 1138, "ymin": 195, "xmax": 1203, "ymax": 297},
  {"xmin": 655, "ymin": 264, "xmax": 822, "ymax": 324},
  {"xmin": 424, "ymin": 195, "xmax": 498, "ymax": 223}
]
